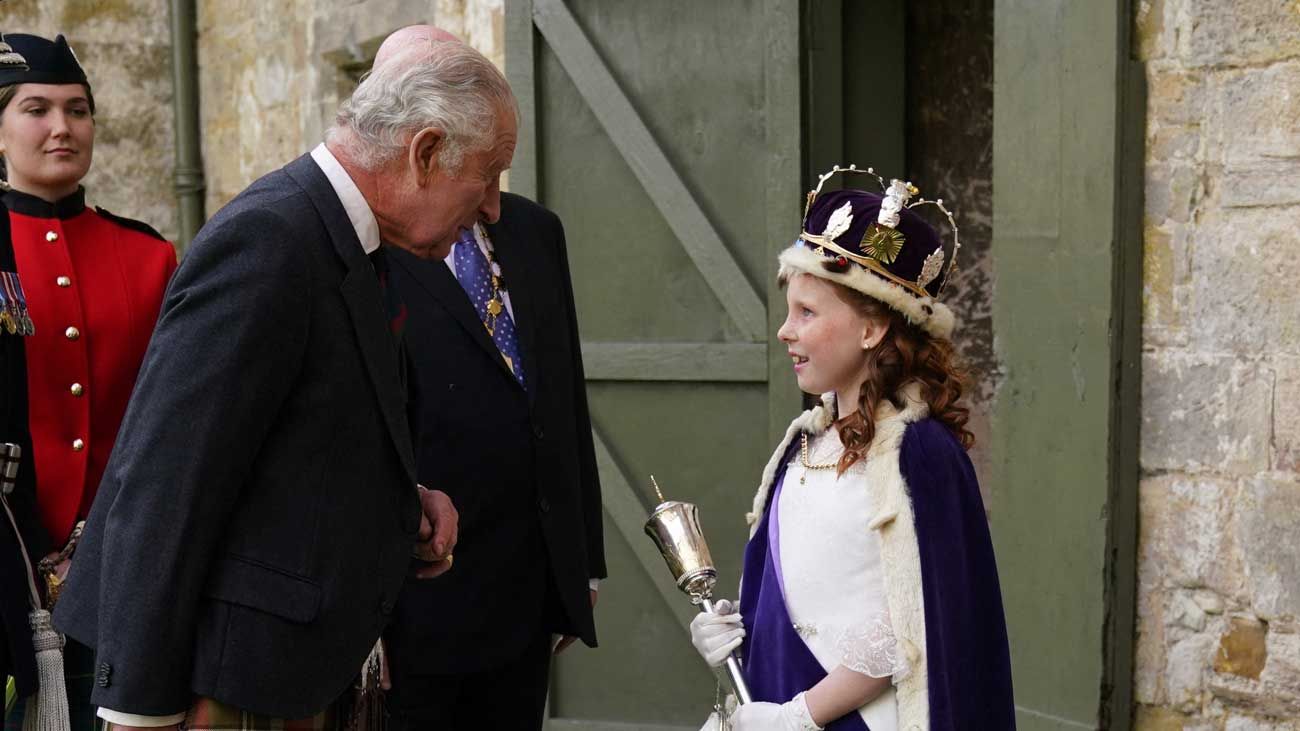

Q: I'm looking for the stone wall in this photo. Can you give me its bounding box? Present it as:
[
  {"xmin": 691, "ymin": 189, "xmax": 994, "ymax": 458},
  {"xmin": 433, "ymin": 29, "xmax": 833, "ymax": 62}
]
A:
[
  {"xmin": 197, "ymin": 0, "xmax": 503, "ymax": 213},
  {"xmin": 1134, "ymin": 1, "xmax": 1300, "ymax": 728},
  {"xmin": 0, "ymin": 0, "xmax": 503, "ymax": 239},
  {"xmin": 0, "ymin": 0, "xmax": 177, "ymax": 241}
]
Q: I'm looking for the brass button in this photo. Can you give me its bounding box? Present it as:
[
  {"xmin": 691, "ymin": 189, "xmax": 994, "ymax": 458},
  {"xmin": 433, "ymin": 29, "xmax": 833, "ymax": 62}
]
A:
[
  {"xmin": 45, "ymin": 231, "xmax": 58, "ymax": 243},
  {"xmin": 56, "ymin": 276, "xmax": 71, "ymax": 287},
  {"xmin": 70, "ymin": 383, "xmax": 84, "ymax": 397},
  {"xmin": 71, "ymin": 438, "xmax": 84, "ymax": 451},
  {"xmin": 64, "ymin": 326, "xmax": 80, "ymax": 340}
]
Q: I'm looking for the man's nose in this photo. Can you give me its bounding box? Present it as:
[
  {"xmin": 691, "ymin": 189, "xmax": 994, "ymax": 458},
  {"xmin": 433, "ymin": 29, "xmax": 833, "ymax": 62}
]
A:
[
  {"xmin": 478, "ymin": 181, "xmax": 502, "ymax": 225},
  {"xmin": 777, "ymin": 318, "xmax": 794, "ymax": 342}
]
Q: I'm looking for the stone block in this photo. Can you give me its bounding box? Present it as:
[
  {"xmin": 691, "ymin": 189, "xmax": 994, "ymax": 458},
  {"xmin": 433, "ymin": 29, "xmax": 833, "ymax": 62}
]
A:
[
  {"xmin": 1225, "ymin": 714, "xmax": 1300, "ymax": 731},
  {"xmin": 1167, "ymin": 632, "xmax": 1215, "ymax": 707},
  {"xmin": 1141, "ymin": 353, "xmax": 1273, "ymax": 475},
  {"xmin": 1147, "ymin": 65, "xmax": 1208, "ymax": 128},
  {"xmin": 1137, "ymin": 587, "xmax": 1170, "ymax": 704},
  {"xmin": 1135, "ymin": 704, "xmax": 1194, "ymax": 730},
  {"xmin": 1139, "ymin": 476, "xmax": 1244, "ymax": 599},
  {"xmin": 1134, "ymin": 0, "xmax": 1172, "ymax": 61},
  {"xmin": 1211, "ymin": 62, "xmax": 1300, "ymax": 166},
  {"xmin": 1215, "ymin": 616, "xmax": 1268, "ymax": 680},
  {"xmin": 1184, "ymin": 203, "xmax": 1300, "ymax": 354},
  {"xmin": 1174, "ymin": 591, "xmax": 1209, "ymax": 632},
  {"xmin": 1145, "ymin": 163, "xmax": 1203, "ymax": 226},
  {"xmin": 1177, "ymin": 0, "xmax": 1300, "ymax": 69},
  {"xmin": 1261, "ymin": 631, "xmax": 1300, "ymax": 703},
  {"xmin": 1221, "ymin": 161, "xmax": 1300, "ymax": 209},
  {"xmin": 1275, "ymin": 355, "xmax": 1300, "ymax": 473},
  {"xmin": 1237, "ymin": 476, "xmax": 1300, "ymax": 619}
]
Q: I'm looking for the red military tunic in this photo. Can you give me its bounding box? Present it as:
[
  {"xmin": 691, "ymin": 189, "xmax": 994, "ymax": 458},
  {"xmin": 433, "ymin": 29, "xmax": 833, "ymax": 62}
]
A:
[{"xmin": 4, "ymin": 187, "xmax": 176, "ymax": 545}]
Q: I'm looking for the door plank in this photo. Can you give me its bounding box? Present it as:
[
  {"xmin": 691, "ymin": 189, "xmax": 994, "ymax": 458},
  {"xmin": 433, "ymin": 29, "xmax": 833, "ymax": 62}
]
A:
[
  {"xmin": 531, "ymin": 0, "xmax": 767, "ymax": 341},
  {"xmin": 594, "ymin": 428, "xmax": 701, "ymax": 630},
  {"xmin": 582, "ymin": 342, "xmax": 767, "ymax": 382}
]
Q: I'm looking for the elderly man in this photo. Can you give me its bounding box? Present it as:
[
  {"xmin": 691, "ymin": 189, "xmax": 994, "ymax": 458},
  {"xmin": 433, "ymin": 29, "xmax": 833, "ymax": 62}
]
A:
[
  {"xmin": 50, "ymin": 37, "xmax": 516, "ymax": 730},
  {"xmin": 369, "ymin": 27, "xmax": 606, "ymax": 731}
]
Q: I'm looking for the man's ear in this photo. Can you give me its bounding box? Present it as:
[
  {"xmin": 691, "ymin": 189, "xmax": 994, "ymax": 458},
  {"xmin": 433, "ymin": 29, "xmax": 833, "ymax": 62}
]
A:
[
  {"xmin": 862, "ymin": 315, "xmax": 890, "ymax": 350},
  {"xmin": 408, "ymin": 127, "xmax": 445, "ymax": 184}
]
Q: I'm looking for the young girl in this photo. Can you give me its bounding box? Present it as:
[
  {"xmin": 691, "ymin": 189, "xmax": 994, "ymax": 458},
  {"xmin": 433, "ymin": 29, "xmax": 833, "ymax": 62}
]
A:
[{"xmin": 690, "ymin": 168, "xmax": 1014, "ymax": 730}]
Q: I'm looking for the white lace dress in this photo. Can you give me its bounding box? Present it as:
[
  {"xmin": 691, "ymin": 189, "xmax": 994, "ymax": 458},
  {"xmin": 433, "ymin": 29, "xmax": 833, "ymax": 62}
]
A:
[{"xmin": 777, "ymin": 426, "xmax": 908, "ymax": 731}]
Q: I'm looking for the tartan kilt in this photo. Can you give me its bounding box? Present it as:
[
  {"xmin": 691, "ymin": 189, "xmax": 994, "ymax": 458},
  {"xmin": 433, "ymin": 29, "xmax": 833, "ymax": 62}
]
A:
[{"xmin": 172, "ymin": 696, "xmax": 342, "ymax": 731}]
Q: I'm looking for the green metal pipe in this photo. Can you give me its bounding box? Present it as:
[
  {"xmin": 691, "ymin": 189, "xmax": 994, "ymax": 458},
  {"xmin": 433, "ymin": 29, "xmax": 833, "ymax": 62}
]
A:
[{"xmin": 168, "ymin": 0, "xmax": 204, "ymax": 253}]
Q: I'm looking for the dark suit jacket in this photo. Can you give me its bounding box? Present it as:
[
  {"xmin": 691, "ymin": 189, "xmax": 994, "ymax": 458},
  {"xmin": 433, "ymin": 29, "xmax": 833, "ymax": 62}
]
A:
[
  {"xmin": 384, "ymin": 193, "xmax": 604, "ymax": 676},
  {"xmin": 52, "ymin": 154, "xmax": 421, "ymax": 718}
]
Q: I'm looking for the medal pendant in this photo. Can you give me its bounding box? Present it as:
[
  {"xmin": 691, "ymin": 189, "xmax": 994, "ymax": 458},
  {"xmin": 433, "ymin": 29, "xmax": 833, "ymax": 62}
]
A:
[
  {"xmin": 1, "ymin": 311, "xmax": 16, "ymax": 335},
  {"xmin": 487, "ymin": 297, "xmax": 503, "ymax": 317}
]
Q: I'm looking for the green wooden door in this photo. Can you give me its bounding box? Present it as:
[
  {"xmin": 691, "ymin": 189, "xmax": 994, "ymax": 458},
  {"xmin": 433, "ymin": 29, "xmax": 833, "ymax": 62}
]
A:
[{"xmin": 505, "ymin": 0, "xmax": 801, "ymax": 726}]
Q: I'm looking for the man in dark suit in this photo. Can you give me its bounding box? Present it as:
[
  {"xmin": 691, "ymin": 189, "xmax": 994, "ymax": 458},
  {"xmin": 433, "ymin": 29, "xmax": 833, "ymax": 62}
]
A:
[
  {"xmin": 50, "ymin": 37, "xmax": 520, "ymax": 729},
  {"xmin": 376, "ymin": 27, "xmax": 606, "ymax": 731}
]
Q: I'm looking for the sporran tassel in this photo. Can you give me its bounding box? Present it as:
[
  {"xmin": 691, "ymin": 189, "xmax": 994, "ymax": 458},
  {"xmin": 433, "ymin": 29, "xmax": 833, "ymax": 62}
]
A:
[
  {"xmin": 21, "ymin": 609, "xmax": 69, "ymax": 731},
  {"xmin": 3, "ymin": 444, "xmax": 70, "ymax": 731}
]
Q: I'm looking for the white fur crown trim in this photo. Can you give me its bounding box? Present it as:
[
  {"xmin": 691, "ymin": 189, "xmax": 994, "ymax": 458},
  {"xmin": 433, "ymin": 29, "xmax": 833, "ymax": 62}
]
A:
[{"xmin": 779, "ymin": 245, "xmax": 955, "ymax": 339}]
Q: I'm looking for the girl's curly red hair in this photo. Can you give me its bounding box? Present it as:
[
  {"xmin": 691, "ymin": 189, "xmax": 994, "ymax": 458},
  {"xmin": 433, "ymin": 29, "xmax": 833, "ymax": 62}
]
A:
[{"xmin": 825, "ymin": 282, "xmax": 974, "ymax": 474}]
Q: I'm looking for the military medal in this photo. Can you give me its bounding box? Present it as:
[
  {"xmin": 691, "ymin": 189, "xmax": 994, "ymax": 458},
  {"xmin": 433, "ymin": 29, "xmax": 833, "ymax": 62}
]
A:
[
  {"xmin": 487, "ymin": 297, "xmax": 503, "ymax": 317},
  {"xmin": 0, "ymin": 272, "xmax": 33, "ymax": 336}
]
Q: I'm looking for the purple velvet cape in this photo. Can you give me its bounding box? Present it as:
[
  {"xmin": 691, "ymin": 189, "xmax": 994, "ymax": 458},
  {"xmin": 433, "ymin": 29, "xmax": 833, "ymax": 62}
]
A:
[{"xmin": 738, "ymin": 417, "xmax": 1016, "ymax": 730}]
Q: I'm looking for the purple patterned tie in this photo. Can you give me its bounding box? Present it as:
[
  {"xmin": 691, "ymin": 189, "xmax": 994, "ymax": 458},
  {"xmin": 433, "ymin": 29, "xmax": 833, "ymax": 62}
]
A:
[{"xmin": 453, "ymin": 228, "xmax": 527, "ymax": 390}]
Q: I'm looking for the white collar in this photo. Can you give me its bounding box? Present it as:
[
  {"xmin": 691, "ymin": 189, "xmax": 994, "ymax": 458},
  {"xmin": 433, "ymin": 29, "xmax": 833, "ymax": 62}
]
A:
[{"xmin": 309, "ymin": 143, "xmax": 380, "ymax": 255}]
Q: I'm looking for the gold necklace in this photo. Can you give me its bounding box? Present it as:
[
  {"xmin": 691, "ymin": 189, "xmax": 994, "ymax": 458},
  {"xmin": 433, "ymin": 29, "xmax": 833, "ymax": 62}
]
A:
[
  {"xmin": 799, "ymin": 433, "xmax": 839, "ymax": 485},
  {"xmin": 478, "ymin": 242, "xmax": 506, "ymax": 336}
]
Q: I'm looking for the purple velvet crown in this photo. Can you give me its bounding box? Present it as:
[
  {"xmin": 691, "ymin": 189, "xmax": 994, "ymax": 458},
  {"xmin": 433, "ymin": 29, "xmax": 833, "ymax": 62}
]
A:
[{"xmin": 801, "ymin": 189, "xmax": 952, "ymax": 299}]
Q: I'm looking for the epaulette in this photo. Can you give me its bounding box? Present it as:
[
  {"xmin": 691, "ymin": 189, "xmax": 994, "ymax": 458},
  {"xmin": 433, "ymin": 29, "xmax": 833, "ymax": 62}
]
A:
[{"xmin": 94, "ymin": 206, "xmax": 167, "ymax": 242}]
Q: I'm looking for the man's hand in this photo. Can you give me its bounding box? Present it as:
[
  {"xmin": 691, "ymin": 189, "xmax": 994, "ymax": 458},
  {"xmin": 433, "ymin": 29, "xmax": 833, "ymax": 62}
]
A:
[
  {"xmin": 414, "ymin": 486, "xmax": 459, "ymax": 579},
  {"xmin": 553, "ymin": 589, "xmax": 598, "ymax": 655}
]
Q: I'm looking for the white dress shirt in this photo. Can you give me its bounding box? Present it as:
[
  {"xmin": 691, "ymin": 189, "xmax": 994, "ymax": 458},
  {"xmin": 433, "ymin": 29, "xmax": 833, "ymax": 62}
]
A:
[{"xmin": 96, "ymin": 144, "xmax": 380, "ymax": 728}]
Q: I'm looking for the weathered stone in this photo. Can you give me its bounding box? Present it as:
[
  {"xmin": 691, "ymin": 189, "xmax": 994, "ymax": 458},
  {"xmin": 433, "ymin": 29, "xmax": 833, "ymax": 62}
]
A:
[
  {"xmin": 1139, "ymin": 476, "xmax": 1245, "ymax": 600},
  {"xmin": 1174, "ymin": 0, "xmax": 1300, "ymax": 69},
  {"xmin": 1137, "ymin": 588, "xmax": 1170, "ymax": 704},
  {"xmin": 1143, "ymin": 223, "xmax": 1180, "ymax": 344},
  {"xmin": 1275, "ymin": 356, "xmax": 1300, "ymax": 473},
  {"xmin": 1145, "ymin": 162, "xmax": 1202, "ymax": 225},
  {"xmin": 1215, "ymin": 616, "xmax": 1268, "ymax": 680},
  {"xmin": 1224, "ymin": 714, "xmax": 1300, "ymax": 731},
  {"xmin": 1135, "ymin": 704, "xmax": 1193, "ymax": 731},
  {"xmin": 1221, "ymin": 161, "xmax": 1300, "ymax": 209},
  {"xmin": 1167, "ymin": 632, "xmax": 1215, "ymax": 708},
  {"xmin": 1185, "ymin": 206, "xmax": 1300, "ymax": 355},
  {"xmin": 1174, "ymin": 591, "xmax": 1210, "ymax": 632},
  {"xmin": 1261, "ymin": 631, "xmax": 1300, "ymax": 703},
  {"xmin": 1196, "ymin": 590, "xmax": 1226, "ymax": 616},
  {"xmin": 1141, "ymin": 354, "xmax": 1273, "ymax": 475},
  {"xmin": 1210, "ymin": 62, "xmax": 1300, "ymax": 167},
  {"xmin": 1147, "ymin": 65, "xmax": 1208, "ymax": 128},
  {"xmin": 1236, "ymin": 476, "xmax": 1300, "ymax": 619},
  {"xmin": 1133, "ymin": 0, "xmax": 1171, "ymax": 62}
]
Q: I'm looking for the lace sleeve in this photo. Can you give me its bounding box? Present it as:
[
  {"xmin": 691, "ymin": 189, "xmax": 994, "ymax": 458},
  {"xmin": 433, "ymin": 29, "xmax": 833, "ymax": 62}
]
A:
[{"xmin": 835, "ymin": 612, "xmax": 911, "ymax": 681}]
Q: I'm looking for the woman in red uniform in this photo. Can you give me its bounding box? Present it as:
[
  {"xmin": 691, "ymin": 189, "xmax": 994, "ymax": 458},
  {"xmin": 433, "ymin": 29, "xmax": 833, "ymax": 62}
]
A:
[{"xmin": 0, "ymin": 33, "xmax": 176, "ymax": 729}]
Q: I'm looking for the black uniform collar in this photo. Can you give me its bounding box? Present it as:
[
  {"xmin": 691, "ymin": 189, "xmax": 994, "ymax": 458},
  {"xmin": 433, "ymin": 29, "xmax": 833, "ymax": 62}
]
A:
[{"xmin": 1, "ymin": 186, "xmax": 87, "ymax": 219}]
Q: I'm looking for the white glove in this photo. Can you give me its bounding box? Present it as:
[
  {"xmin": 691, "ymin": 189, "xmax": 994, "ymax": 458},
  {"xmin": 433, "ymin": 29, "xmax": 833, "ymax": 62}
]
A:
[
  {"xmin": 689, "ymin": 599, "xmax": 745, "ymax": 667},
  {"xmin": 730, "ymin": 693, "xmax": 822, "ymax": 731}
]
